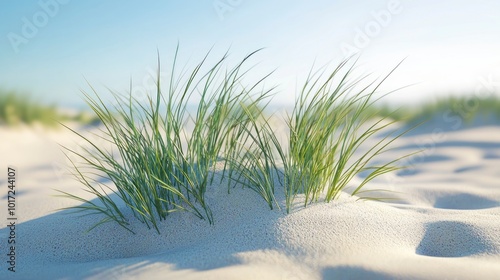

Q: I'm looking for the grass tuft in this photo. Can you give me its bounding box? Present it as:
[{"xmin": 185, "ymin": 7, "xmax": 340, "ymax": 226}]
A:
[
  {"xmin": 58, "ymin": 48, "xmax": 271, "ymax": 234},
  {"xmin": 229, "ymin": 59, "xmax": 412, "ymax": 213},
  {"xmin": 60, "ymin": 49, "xmax": 413, "ymax": 233},
  {"xmin": 0, "ymin": 91, "xmax": 61, "ymax": 126}
]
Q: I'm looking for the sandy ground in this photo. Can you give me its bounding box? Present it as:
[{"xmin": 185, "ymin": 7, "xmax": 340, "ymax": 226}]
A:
[{"xmin": 1, "ymin": 119, "xmax": 499, "ymax": 280}]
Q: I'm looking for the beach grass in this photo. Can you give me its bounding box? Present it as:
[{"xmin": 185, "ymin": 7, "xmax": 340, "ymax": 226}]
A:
[
  {"xmin": 229, "ymin": 60, "xmax": 411, "ymax": 213},
  {"xmin": 60, "ymin": 49, "xmax": 412, "ymax": 233},
  {"xmin": 374, "ymin": 95, "xmax": 500, "ymax": 124},
  {"xmin": 58, "ymin": 48, "xmax": 272, "ymax": 233},
  {"xmin": 0, "ymin": 89, "xmax": 102, "ymax": 127},
  {"xmin": 0, "ymin": 90, "xmax": 61, "ymax": 126}
]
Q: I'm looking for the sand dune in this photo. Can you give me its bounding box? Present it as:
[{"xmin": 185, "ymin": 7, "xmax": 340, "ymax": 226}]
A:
[{"xmin": 1, "ymin": 121, "xmax": 500, "ymax": 279}]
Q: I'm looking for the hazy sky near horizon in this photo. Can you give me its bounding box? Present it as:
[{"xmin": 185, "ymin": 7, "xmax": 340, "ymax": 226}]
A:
[{"xmin": 1, "ymin": 0, "xmax": 500, "ymax": 107}]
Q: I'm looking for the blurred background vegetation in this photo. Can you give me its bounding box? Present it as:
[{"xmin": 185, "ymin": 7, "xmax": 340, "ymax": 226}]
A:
[
  {"xmin": 1, "ymin": 87, "xmax": 499, "ymax": 128},
  {"xmin": 374, "ymin": 95, "xmax": 500, "ymax": 124},
  {"xmin": 0, "ymin": 89, "xmax": 100, "ymax": 127}
]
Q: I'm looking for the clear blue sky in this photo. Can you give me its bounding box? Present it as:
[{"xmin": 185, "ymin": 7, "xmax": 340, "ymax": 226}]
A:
[{"xmin": 1, "ymin": 0, "xmax": 500, "ymax": 108}]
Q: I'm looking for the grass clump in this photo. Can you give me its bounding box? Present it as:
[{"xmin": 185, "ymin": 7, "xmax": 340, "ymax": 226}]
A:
[
  {"xmin": 229, "ymin": 60, "xmax": 410, "ymax": 213},
  {"xmin": 60, "ymin": 49, "xmax": 412, "ymax": 233},
  {"xmin": 0, "ymin": 91, "xmax": 61, "ymax": 126},
  {"xmin": 59, "ymin": 49, "xmax": 270, "ymax": 233}
]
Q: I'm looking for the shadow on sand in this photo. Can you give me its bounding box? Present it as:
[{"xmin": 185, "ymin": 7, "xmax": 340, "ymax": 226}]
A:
[{"xmin": 0, "ymin": 170, "xmax": 288, "ymax": 279}]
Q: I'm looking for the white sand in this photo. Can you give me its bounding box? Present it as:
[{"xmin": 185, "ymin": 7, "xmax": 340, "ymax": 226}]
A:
[{"xmin": 1, "ymin": 120, "xmax": 500, "ymax": 279}]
